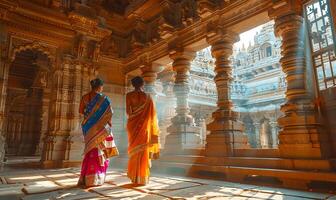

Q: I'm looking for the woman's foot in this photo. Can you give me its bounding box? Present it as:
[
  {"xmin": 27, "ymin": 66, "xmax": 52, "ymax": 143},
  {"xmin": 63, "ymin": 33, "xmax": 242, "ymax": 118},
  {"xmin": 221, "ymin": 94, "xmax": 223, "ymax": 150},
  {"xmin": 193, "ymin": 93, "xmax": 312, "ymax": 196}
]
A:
[
  {"xmin": 77, "ymin": 183, "xmax": 102, "ymax": 189},
  {"xmin": 132, "ymin": 183, "xmax": 146, "ymax": 187}
]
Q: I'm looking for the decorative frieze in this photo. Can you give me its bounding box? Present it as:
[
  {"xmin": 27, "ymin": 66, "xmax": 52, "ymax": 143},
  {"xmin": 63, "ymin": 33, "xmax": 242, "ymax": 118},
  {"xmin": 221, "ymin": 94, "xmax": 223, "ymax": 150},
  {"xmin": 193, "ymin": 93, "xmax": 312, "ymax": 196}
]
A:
[{"xmin": 197, "ymin": 0, "xmax": 218, "ymax": 18}]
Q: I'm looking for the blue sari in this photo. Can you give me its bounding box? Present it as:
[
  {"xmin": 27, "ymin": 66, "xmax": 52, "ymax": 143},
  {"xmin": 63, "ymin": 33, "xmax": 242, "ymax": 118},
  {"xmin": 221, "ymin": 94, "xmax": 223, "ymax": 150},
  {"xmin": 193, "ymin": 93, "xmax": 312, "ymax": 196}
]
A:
[{"xmin": 78, "ymin": 93, "xmax": 119, "ymax": 187}]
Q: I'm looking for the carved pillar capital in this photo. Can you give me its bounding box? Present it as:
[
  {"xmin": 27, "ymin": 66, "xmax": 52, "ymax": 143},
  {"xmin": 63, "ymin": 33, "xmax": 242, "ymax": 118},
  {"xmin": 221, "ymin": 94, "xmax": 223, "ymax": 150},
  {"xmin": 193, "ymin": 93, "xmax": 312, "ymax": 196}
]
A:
[
  {"xmin": 169, "ymin": 49, "xmax": 196, "ymax": 61},
  {"xmin": 273, "ymin": 13, "xmax": 304, "ymax": 37},
  {"xmin": 160, "ymin": 68, "xmax": 176, "ymax": 95},
  {"xmin": 140, "ymin": 62, "xmax": 163, "ymax": 96},
  {"xmin": 169, "ymin": 49, "xmax": 195, "ymax": 85},
  {"xmin": 206, "ymin": 30, "xmax": 239, "ymax": 49}
]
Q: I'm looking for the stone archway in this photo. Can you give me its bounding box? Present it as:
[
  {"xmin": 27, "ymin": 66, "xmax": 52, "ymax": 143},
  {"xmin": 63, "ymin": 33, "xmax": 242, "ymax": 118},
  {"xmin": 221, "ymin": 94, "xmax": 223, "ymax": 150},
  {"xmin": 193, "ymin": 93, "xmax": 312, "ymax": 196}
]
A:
[{"xmin": 4, "ymin": 47, "xmax": 53, "ymax": 157}]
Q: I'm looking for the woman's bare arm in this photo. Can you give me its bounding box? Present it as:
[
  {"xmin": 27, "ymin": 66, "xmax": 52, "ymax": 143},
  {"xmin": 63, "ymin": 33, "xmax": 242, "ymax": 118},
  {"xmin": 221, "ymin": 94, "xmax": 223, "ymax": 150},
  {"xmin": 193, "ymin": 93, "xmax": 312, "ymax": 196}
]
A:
[{"xmin": 126, "ymin": 93, "xmax": 131, "ymax": 115}]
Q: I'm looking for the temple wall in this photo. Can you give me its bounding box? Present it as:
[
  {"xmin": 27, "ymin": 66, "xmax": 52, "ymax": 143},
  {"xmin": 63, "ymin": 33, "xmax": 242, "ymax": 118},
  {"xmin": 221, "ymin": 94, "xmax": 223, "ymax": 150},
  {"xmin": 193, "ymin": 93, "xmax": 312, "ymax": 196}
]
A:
[
  {"xmin": 103, "ymin": 83, "xmax": 127, "ymax": 153},
  {"xmin": 97, "ymin": 60, "xmax": 127, "ymax": 152}
]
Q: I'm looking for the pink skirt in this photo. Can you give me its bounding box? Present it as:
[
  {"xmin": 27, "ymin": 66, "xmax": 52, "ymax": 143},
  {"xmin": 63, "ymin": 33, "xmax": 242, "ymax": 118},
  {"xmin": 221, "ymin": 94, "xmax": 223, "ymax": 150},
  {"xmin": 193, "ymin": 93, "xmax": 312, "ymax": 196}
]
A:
[{"xmin": 77, "ymin": 147, "xmax": 110, "ymax": 187}]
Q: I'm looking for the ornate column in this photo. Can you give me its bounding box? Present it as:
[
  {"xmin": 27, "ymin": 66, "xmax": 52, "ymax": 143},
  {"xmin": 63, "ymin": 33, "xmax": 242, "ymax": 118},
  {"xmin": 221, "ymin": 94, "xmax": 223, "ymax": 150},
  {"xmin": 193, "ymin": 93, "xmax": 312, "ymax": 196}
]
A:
[
  {"xmin": 269, "ymin": 121, "xmax": 278, "ymax": 148},
  {"xmin": 165, "ymin": 49, "xmax": 201, "ymax": 152},
  {"xmin": 41, "ymin": 49, "xmax": 96, "ymax": 168},
  {"xmin": 205, "ymin": 28, "xmax": 249, "ymax": 157},
  {"xmin": 0, "ymin": 25, "xmax": 9, "ymax": 165},
  {"xmin": 0, "ymin": 58, "xmax": 8, "ymax": 163},
  {"xmin": 253, "ymin": 122, "xmax": 261, "ymax": 148},
  {"xmin": 36, "ymin": 87, "xmax": 51, "ymax": 155},
  {"xmin": 158, "ymin": 68, "xmax": 176, "ymax": 148},
  {"xmin": 269, "ymin": 1, "xmax": 331, "ymax": 158},
  {"xmin": 63, "ymin": 60, "xmax": 87, "ymax": 165},
  {"xmin": 41, "ymin": 57, "xmax": 69, "ymax": 167}
]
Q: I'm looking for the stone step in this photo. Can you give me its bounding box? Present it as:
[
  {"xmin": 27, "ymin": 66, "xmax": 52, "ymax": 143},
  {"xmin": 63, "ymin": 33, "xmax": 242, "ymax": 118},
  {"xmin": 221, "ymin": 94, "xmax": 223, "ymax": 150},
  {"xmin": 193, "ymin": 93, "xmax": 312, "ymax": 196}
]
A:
[
  {"xmin": 163, "ymin": 148, "xmax": 205, "ymax": 156},
  {"xmin": 162, "ymin": 148, "xmax": 279, "ymax": 158},
  {"xmin": 234, "ymin": 148, "xmax": 280, "ymax": 158},
  {"xmin": 153, "ymin": 161, "xmax": 336, "ymax": 190},
  {"xmin": 159, "ymin": 155, "xmax": 333, "ymax": 171}
]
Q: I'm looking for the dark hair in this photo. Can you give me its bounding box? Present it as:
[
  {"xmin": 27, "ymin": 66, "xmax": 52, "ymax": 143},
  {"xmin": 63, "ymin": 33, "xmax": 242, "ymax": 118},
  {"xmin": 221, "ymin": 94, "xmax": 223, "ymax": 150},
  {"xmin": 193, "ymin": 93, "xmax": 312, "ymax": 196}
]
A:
[
  {"xmin": 131, "ymin": 76, "xmax": 144, "ymax": 88},
  {"xmin": 90, "ymin": 78, "xmax": 104, "ymax": 89}
]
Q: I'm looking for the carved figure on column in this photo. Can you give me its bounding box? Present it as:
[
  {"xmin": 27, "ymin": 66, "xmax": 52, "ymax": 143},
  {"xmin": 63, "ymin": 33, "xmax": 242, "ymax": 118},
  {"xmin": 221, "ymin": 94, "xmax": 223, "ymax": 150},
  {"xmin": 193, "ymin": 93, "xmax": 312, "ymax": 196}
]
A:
[
  {"xmin": 269, "ymin": 121, "xmax": 278, "ymax": 148},
  {"xmin": 77, "ymin": 38, "xmax": 87, "ymax": 58},
  {"xmin": 253, "ymin": 122, "xmax": 261, "ymax": 148},
  {"xmin": 92, "ymin": 43, "xmax": 101, "ymax": 62}
]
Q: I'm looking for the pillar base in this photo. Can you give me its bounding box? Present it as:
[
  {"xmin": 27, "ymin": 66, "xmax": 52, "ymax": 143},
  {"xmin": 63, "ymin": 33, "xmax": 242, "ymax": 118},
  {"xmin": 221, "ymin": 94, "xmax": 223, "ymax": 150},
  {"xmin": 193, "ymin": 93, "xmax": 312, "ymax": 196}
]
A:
[
  {"xmin": 205, "ymin": 119, "xmax": 249, "ymax": 157},
  {"xmin": 205, "ymin": 132, "xmax": 249, "ymax": 157},
  {"xmin": 41, "ymin": 134, "xmax": 84, "ymax": 167},
  {"xmin": 164, "ymin": 124, "xmax": 202, "ymax": 153},
  {"xmin": 66, "ymin": 133, "xmax": 84, "ymax": 161},
  {"xmin": 278, "ymin": 130, "xmax": 331, "ymax": 159},
  {"xmin": 277, "ymin": 103, "xmax": 331, "ymax": 159}
]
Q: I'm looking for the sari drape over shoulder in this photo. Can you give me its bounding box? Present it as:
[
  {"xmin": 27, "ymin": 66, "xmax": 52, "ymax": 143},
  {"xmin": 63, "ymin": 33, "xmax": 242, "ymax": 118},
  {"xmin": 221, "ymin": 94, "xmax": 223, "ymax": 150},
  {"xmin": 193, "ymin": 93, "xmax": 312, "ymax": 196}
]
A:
[
  {"xmin": 78, "ymin": 93, "xmax": 119, "ymax": 187},
  {"xmin": 127, "ymin": 94, "xmax": 160, "ymax": 185}
]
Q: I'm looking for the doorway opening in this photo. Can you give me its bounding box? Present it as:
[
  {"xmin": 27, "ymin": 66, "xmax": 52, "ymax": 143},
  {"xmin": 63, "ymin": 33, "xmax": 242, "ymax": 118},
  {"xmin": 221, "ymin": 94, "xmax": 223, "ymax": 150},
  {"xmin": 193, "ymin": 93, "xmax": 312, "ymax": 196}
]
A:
[{"xmin": 5, "ymin": 49, "xmax": 51, "ymax": 159}]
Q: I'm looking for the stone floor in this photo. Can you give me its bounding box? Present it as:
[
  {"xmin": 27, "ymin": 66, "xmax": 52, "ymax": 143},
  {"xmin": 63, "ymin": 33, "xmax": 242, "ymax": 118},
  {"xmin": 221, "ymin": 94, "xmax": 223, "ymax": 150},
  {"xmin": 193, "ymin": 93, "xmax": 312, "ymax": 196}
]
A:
[{"xmin": 0, "ymin": 165, "xmax": 335, "ymax": 200}]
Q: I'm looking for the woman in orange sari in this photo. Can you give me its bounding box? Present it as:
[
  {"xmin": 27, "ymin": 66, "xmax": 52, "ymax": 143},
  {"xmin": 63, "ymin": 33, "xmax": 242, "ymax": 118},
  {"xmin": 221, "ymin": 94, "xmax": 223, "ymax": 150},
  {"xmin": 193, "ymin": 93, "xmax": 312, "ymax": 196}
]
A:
[
  {"xmin": 126, "ymin": 76, "xmax": 160, "ymax": 185},
  {"xmin": 78, "ymin": 78, "xmax": 119, "ymax": 188}
]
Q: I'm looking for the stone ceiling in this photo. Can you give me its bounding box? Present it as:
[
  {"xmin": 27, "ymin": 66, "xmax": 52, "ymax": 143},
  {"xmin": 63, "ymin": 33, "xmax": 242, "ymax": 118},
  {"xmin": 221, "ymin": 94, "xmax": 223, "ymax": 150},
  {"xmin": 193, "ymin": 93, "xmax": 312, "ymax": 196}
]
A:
[{"xmin": 0, "ymin": 0, "xmax": 311, "ymax": 74}]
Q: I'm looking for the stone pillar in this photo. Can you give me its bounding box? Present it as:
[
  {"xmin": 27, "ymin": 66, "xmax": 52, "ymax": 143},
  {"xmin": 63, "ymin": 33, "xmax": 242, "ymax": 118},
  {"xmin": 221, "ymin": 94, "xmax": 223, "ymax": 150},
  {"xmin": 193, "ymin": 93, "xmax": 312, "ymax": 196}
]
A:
[
  {"xmin": 270, "ymin": 3, "xmax": 331, "ymax": 158},
  {"xmin": 0, "ymin": 58, "xmax": 8, "ymax": 165},
  {"xmin": 158, "ymin": 69, "xmax": 176, "ymax": 148},
  {"xmin": 269, "ymin": 121, "xmax": 278, "ymax": 148},
  {"xmin": 165, "ymin": 49, "xmax": 201, "ymax": 152},
  {"xmin": 205, "ymin": 29, "xmax": 249, "ymax": 157},
  {"xmin": 41, "ymin": 55, "xmax": 89, "ymax": 168},
  {"xmin": 0, "ymin": 25, "xmax": 9, "ymax": 166},
  {"xmin": 36, "ymin": 88, "xmax": 51, "ymax": 155},
  {"xmin": 41, "ymin": 60, "xmax": 68, "ymax": 167},
  {"xmin": 63, "ymin": 61, "xmax": 87, "ymax": 166},
  {"xmin": 253, "ymin": 122, "xmax": 261, "ymax": 148}
]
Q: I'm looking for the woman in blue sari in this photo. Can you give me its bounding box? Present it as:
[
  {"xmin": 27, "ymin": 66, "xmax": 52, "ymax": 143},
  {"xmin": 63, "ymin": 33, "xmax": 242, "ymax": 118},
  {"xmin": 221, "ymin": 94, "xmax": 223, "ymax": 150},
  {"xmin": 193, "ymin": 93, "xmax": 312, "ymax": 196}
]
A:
[{"xmin": 77, "ymin": 78, "xmax": 119, "ymax": 188}]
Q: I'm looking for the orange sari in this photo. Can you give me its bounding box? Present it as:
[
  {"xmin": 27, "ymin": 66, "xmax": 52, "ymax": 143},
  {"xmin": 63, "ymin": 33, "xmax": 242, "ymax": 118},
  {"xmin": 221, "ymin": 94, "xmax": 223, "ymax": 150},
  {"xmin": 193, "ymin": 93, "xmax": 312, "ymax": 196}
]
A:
[{"xmin": 126, "ymin": 94, "xmax": 160, "ymax": 185}]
